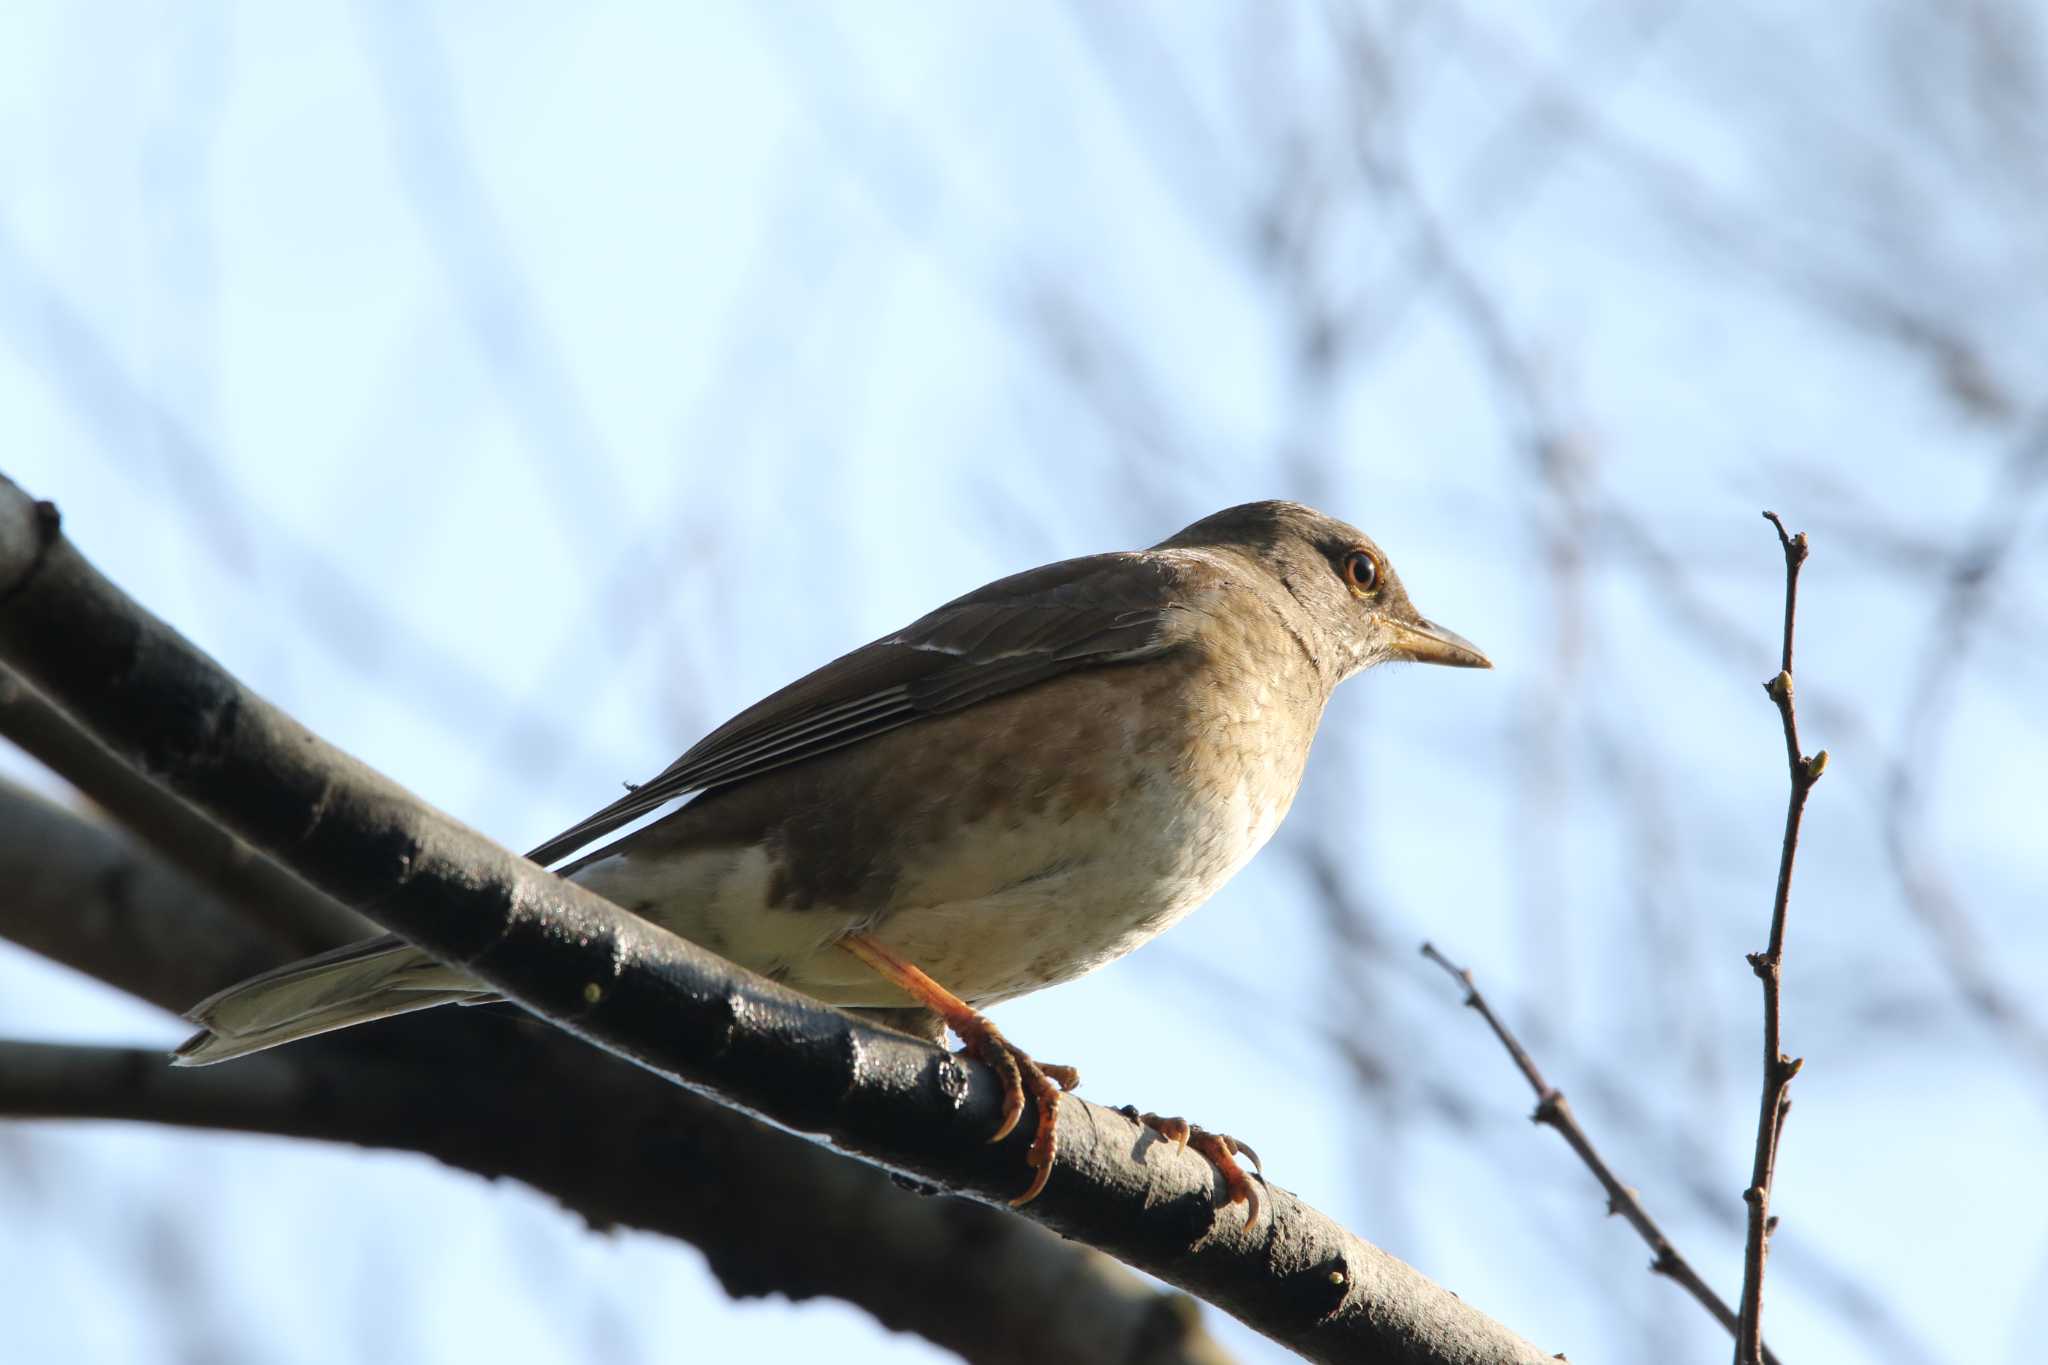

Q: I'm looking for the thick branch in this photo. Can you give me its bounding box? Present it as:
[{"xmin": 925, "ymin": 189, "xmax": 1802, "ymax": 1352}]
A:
[
  {"xmin": 0, "ymin": 1028, "xmax": 1233, "ymax": 1365},
  {"xmin": 0, "ymin": 775, "xmax": 304, "ymax": 1003},
  {"xmin": 0, "ymin": 783, "xmax": 1233, "ymax": 1365},
  {"xmin": 1737, "ymin": 513, "xmax": 1824, "ymax": 1365},
  {"xmin": 0, "ymin": 474, "xmax": 1555, "ymax": 1365},
  {"xmin": 1419, "ymin": 942, "xmax": 1779, "ymax": 1365}
]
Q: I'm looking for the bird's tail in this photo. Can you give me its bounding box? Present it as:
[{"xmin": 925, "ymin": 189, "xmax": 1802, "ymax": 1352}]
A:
[{"xmin": 172, "ymin": 933, "xmax": 495, "ymax": 1066}]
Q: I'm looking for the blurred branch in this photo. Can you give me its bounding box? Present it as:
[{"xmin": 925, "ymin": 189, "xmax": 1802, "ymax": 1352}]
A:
[
  {"xmin": 355, "ymin": 0, "xmax": 629, "ymax": 541},
  {"xmin": 0, "ymin": 217, "xmax": 592, "ymax": 765},
  {"xmin": 0, "ymin": 1028, "xmax": 1235, "ymax": 1365},
  {"xmin": 0, "ymin": 668, "xmax": 371, "ymax": 953},
  {"xmin": 0, "ymin": 777, "xmax": 304, "ymax": 1005},
  {"xmin": 1022, "ymin": 281, "xmax": 1223, "ymax": 517},
  {"xmin": 1737, "ymin": 512, "xmax": 1826, "ymax": 1365},
  {"xmin": 0, "ymin": 781, "xmax": 1234, "ymax": 1365},
  {"xmin": 1418, "ymin": 942, "xmax": 1778, "ymax": 1365},
  {"xmin": 1330, "ymin": 31, "xmax": 1601, "ymax": 1021},
  {"xmin": 0, "ymin": 473, "xmax": 1556, "ymax": 1365},
  {"xmin": 1437, "ymin": 0, "xmax": 2019, "ymax": 425},
  {"xmin": 1172, "ymin": 880, "xmax": 1937, "ymax": 1363},
  {"xmin": 1310, "ymin": 0, "xmax": 1675, "ymax": 389},
  {"xmin": 470, "ymin": 197, "xmax": 833, "ymax": 800},
  {"xmin": 1881, "ymin": 417, "xmax": 2048, "ymax": 1090},
  {"xmin": 1058, "ymin": 0, "xmax": 1233, "ymax": 232}
]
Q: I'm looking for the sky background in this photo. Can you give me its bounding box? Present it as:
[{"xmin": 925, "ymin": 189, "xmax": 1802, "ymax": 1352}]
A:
[{"xmin": 4, "ymin": 3, "xmax": 2047, "ymax": 1362}]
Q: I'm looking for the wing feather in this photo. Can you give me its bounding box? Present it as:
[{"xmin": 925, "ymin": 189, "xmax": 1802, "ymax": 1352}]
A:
[{"xmin": 523, "ymin": 550, "xmax": 1207, "ymax": 868}]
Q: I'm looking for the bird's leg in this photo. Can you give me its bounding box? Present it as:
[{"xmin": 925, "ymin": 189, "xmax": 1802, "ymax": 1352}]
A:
[
  {"xmin": 1127, "ymin": 1109, "xmax": 1265, "ymax": 1227},
  {"xmin": 838, "ymin": 933, "xmax": 1079, "ymax": 1206}
]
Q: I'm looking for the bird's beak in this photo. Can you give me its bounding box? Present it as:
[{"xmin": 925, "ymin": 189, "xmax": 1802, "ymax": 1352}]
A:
[{"xmin": 1386, "ymin": 615, "xmax": 1492, "ymax": 669}]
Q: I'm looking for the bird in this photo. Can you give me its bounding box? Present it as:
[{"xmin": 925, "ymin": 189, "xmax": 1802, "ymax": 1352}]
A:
[{"xmin": 174, "ymin": 500, "xmax": 1490, "ymax": 1219}]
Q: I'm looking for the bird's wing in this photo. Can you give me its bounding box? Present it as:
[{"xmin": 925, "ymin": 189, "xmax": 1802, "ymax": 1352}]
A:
[{"xmin": 523, "ymin": 550, "xmax": 1211, "ymax": 867}]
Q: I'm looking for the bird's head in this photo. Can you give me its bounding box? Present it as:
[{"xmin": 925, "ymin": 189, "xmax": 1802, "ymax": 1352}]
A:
[{"xmin": 1157, "ymin": 500, "xmax": 1492, "ymax": 681}]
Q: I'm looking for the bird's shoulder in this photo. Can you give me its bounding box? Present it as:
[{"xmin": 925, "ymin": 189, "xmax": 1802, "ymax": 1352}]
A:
[
  {"xmin": 681, "ymin": 548, "xmax": 1235, "ymax": 761},
  {"xmin": 528, "ymin": 547, "xmax": 1243, "ymax": 869}
]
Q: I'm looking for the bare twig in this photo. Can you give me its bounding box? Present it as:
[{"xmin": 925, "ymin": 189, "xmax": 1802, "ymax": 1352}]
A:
[
  {"xmin": 1737, "ymin": 512, "xmax": 1826, "ymax": 1365},
  {"xmin": 1418, "ymin": 942, "xmax": 1780, "ymax": 1365}
]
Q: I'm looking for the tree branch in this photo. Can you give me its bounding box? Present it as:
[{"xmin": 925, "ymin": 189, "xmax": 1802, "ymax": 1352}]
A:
[
  {"xmin": 0, "ymin": 663, "xmax": 371, "ymax": 951},
  {"xmin": 1419, "ymin": 942, "xmax": 1780, "ymax": 1365},
  {"xmin": 0, "ymin": 781, "xmax": 1235, "ymax": 1365},
  {"xmin": 0, "ymin": 775, "xmax": 303, "ymax": 1005},
  {"xmin": 1737, "ymin": 512, "xmax": 1825, "ymax": 1365},
  {"xmin": 0, "ymin": 473, "xmax": 1556, "ymax": 1365},
  {"xmin": 0, "ymin": 1026, "xmax": 1236, "ymax": 1365}
]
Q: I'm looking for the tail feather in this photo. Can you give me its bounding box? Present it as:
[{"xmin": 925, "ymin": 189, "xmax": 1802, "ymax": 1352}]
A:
[{"xmin": 173, "ymin": 933, "xmax": 493, "ymax": 1066}]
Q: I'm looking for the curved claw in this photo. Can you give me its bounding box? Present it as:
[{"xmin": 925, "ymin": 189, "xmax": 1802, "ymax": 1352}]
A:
[
  {"xmin": 1229, "ymin": 1136, "xmax": 1263, "ymax": 1175},
  {"xmin": 945, "ymin": 1016, "xmax": 1072, "ymax": 1204},
  {"xmin": 1138, "ymin": 1111, "xmax": 1192, "ymax": 1150},
  {"xmin": 1188, "ymin": 1130, "xmax": 1262, "ymax": 1227},
  {"xmin": 1135, "ymin": 1111, "xmax": 1266, "ymax": 1227},
  {"xmin": 975, "ymin": 1037, "xmax": 1027, "ymax": 1145},
  {"xmin": 1004, "ymin": 1049, "xmax": 1070, "ymax": 1206}
]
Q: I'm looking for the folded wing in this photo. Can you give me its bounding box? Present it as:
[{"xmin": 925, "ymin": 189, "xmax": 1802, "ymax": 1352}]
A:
[{"xmin": 523, "ymin": 550, "xmax": 1207, "ymax": 868}]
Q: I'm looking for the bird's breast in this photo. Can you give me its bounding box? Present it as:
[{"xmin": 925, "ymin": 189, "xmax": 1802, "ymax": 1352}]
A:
[
  {"xmin": 578, "ymin": 624, "xmax": 1330, "ymax": 1010},
  {"xmin": 827, "ymin": 641, "xmax": 1325, "ymax": 1005}
]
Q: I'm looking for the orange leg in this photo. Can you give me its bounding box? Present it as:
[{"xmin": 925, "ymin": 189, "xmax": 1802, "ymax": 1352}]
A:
[
  {"xmin": 1130, "ymin": 1109, "xmax": 1265, "ymax": 1227},
  {"xmin": 839, "ymin": 934, "xmax": 1080, "ymax": 1206}
]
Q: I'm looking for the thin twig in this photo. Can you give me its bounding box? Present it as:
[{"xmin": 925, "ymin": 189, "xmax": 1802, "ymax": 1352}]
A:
[
  {"xmin": 1737, "ymin": 512, "xmax": 1826, "ymax": 1364},
  {"xmin": 1419, "ymin": 942, "xmax": 1780, "ymax": 1365}
]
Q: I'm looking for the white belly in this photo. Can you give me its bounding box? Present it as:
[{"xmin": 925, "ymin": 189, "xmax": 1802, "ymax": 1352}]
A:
[{"xmin": 572, "ymin": 758, "xmax": 1296, "ymax": 1009}]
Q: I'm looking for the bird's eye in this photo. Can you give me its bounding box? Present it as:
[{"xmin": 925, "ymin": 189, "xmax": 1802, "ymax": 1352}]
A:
[{"xmin": 1341, "ymin": 550, "xmax": 1379, "ymax": 593}]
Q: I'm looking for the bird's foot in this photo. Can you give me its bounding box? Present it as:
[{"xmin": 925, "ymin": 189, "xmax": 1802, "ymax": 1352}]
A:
[
  {"xmin": 944, "ymin": 1011, "xmax": 1081, "ymax": 1205},
  {"xmin": 1127, "ymin": 1108, "xmax": 1265, "ymax": 1227},
  {"xmin": 836, "ymin": 934, "xmax": 1079, "ymax": 1206}
]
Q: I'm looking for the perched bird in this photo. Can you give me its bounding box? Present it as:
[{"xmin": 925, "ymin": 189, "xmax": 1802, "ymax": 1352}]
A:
[{"xmin": 176, "ymin": 501, "xmax": 1489, "ymax": 1217}]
